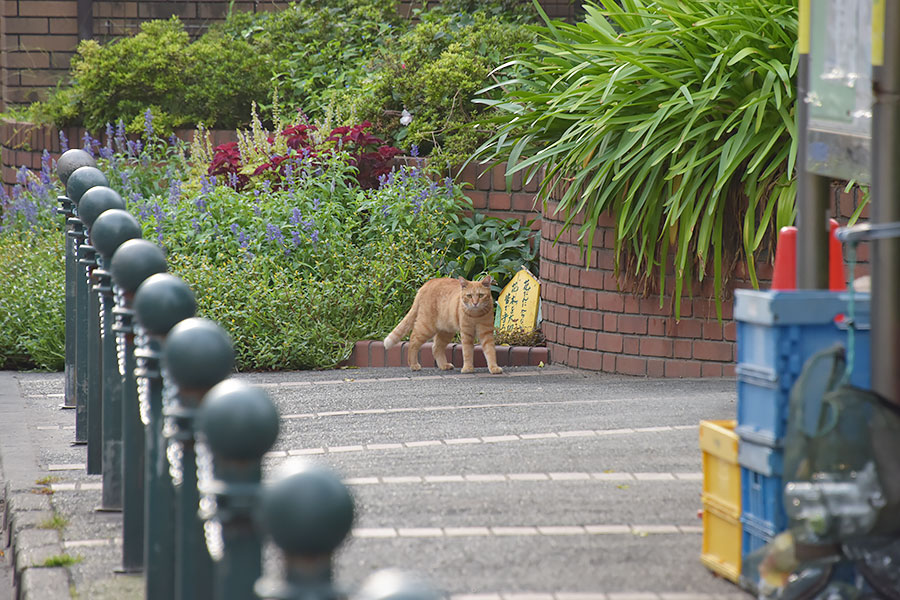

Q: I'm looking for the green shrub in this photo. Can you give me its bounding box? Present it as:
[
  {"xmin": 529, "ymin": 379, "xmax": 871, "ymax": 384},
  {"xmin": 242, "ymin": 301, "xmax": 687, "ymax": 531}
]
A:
[
  {"xmin": 475, "ymin": 0, "xmax": 798, "ymax": 318},
  {"xmin": 346, "ymin": 11, "xmax": 535, "ymax": 164},
  {"xmin": 0, "ymin": 228, "xmax": 65, "ymax": 370},
  {"xmin": 218, "ymin": 0, "xmax": 402, "ymax": 118},
  {"xmin": 34, "ymin": 17, "xmax": 268, "ymax": 133},
  {"xmin": 439, "ymin": 211, "xmax": 537, "ymax": 292}
]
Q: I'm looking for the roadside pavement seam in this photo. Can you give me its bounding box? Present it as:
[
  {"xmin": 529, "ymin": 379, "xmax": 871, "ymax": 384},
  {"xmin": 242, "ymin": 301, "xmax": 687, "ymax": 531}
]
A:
[{"xmin": 1, "ymin": 372, "xmax": 73, "ymax": 599}]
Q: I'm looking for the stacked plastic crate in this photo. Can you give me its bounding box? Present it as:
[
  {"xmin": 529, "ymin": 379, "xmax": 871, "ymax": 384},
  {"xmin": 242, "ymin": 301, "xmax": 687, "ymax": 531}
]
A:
[
  {"xmin": 699, "ymin": 419, "xmax": 742, "ymax": 582},
  {"xmin": 732, "ymin": 289, "xmax": 870, "ymax": 590}
]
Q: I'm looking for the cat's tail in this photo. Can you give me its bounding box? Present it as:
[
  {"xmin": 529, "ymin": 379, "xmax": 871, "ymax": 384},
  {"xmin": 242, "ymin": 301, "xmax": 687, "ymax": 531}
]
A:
[{"xmin": 384, "ymin": 299, "xmax": 419, "ymax": 349}]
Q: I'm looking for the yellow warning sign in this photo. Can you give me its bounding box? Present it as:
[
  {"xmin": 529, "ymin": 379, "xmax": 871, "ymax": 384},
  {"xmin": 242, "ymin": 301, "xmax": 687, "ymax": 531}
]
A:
[
  {"xmin": 872, "ymin": 0, "xmax": 885, "ymax": 66},
  {"xmin": 496, "ymin": 267, "xmax": 540, "ymax": 332}
]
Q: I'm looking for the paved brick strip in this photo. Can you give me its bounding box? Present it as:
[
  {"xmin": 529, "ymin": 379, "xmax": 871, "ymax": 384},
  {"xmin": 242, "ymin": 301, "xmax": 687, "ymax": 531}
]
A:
[
  {"xmin": 50, "ymin": 471, "xmax": 702, "ymax": 491},
  {"xmin": 265, "ymin": 425, "xmax": 698, "ymax": 458}
]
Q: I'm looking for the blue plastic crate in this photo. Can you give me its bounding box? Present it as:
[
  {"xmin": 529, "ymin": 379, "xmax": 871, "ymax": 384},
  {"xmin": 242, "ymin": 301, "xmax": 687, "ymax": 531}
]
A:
[
  {"xmin": 734, "ymin": 290, "xmax": 871, "ymax": 446},
  {"xmin": 739, "ymin": 440, "xmax": 787, "ymax": 533}
]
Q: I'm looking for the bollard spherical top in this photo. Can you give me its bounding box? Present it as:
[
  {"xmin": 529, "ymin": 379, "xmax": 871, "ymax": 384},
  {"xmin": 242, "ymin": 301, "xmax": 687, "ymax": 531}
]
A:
[
  {"xmin": 163, "ymin": 318, "xmax": 235, "ymax": 390},
  {"xmin": 56, "ymin": 149, "xmax": 96, "ymax": 186},
  {"xmin": 78, "ymin": 186, "xmax": 126, "ymax": 229},
  {"xmin": 91, "ymin": 209, "xmax": 142, "ymax": 261},
  {"xmin": 109, "ymin": 239, "xmax": 167, "ymax": 294},
  {"xmin": 355, "ymin": 570, "xmax": 445, "ymax": 600},
  {"xmin": 259, "ymin": 460, "xmax": 355, "ymax": 557},
  {"xmin": 133, "ymin": 274, "xmax": 196, "ymax": 336},
  {"xmin": 197, "ymin": 380, "xmax": 279, "ymax": 461},
  {"xmin": 66, "ymin": 166, "xmax": 109, "ymax": 206}
]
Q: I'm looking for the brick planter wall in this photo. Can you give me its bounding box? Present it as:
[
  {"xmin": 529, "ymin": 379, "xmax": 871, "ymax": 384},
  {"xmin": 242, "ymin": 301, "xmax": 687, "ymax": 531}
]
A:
[{"xmin": 539, "ymin": 192, "xmax": 870, "ymax": 378}]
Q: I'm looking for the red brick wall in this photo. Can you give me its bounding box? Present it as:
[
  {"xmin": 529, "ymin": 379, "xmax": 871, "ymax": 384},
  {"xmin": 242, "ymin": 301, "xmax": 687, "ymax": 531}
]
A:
[
  {"xmin": 538, "ymin": 189, "xmax": 870, "ymax": 377},
  {"xmin": 1, "ymin": 1, "xmax": 579, "ymax": 112}
]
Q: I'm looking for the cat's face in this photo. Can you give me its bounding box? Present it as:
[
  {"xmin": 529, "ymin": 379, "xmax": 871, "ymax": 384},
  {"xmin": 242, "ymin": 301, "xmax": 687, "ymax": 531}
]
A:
[{"xmin": 458, "ymin": 276, "xmax": 493, "ymax": 313}]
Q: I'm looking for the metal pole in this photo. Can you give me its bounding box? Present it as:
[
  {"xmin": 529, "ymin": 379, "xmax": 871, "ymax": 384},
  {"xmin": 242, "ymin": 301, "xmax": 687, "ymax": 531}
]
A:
[
  {"xmin": 136, "ymin": 332, "xmax": 175, "ymax": 600},
  {"xmin": 796, "ymin": 0, "xmax": 831, "ymax": 290},
  {"xmin": 168, "ymin": 387, "xmax": 214, "ymax": 600},
  {"xmin": 81, "ymin": 243, "xmax": 102, "ymax": 474},
  {"xmin": 95, "ymin": 266, "xmax": 123, "ymax": 511},
  {"xmin": 114, "ymin": 291, "xmax": 144, "ymax": 572},
  {"xmin": 70, "ymin": 217, "xmax": 89, "ymax": 443},
  {"xmin": 59, "ymin": 196, "xmax": 77, "ymax": 409},
  {"xmin": 869, "ymin": 0, "xmax": 900, "ymax": 404}
]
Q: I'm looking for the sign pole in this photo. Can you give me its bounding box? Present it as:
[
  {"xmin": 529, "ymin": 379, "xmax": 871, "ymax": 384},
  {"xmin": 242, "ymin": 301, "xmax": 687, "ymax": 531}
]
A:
[
  {"xmin": 796, "ymin": 0, "xmax": 831, "ymax": 289},
  {"xmin": 869, "ymin": 0, "xmax": 900, "ymax": 404}
]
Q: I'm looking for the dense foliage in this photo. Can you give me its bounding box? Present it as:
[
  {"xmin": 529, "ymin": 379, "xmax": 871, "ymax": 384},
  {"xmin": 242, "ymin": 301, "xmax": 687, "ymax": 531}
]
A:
[
  {"xmin": 25, "ymin": 1, "xmax": 534, "ymax": 162},
  {"xmin": 476, "ymin": 0, "xmax": 799, "ymax": 317},
  {"xmin": 0, "ymin": 111, "xmax": 538, "ymax": 371},
  {"xmin": 36, "ymin": 17, "xmax": 268, "ymax": 134},
  {"xmin": 347, "ymin": 11, "xmax": 535, "ymax": 164}
]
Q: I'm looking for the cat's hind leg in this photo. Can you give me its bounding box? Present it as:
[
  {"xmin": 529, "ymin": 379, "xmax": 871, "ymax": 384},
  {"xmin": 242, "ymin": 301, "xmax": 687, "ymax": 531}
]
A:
[
  {"xmin": 407, "ymin": 329, "xmax": 431, "ymax": 371},
  {"xmin": 432, "ymin": 330, "xmax": 454, "ymax": 371}
]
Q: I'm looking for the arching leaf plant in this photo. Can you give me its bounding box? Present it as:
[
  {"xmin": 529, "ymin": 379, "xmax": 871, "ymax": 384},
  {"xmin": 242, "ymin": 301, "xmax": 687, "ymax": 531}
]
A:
[{"xmin": 473, "ymin": 0, "xmax": 799, "ymax": 318}]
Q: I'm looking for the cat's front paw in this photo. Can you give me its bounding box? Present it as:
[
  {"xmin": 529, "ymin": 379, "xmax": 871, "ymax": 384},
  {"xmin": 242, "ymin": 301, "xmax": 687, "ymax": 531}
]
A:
[
  {"xmin": 439, "ymin": 363, "xmax": 454, "ymax": 371},
  {"xmin": 460, "ymin": 365, "xmax": 474, "ymax": 374},
  {"xmin": 410, "ymin": 363, "xmax": 422, "ymax": 371},
  {"xmin": 489, "ymin": 365, "xmax": 503, "ymax": 375}
]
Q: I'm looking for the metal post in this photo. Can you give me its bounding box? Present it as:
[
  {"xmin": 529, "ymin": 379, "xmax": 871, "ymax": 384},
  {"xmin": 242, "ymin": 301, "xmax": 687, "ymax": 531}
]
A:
[
  {"xmin": 113, "ymin": 293, "xmax": 144, "ymax": 572},
  {"xmin": 108, "ymin": 237, "xmax": 168, "ymax": 574},
  {"xmin": 95, "ymin": 266, "xmax": 123, "ymax": 511},
  {"xmin": 80, "ymin": 242, "xmax": 102, "ymax": 474},
  {"xmin": 163, "ymin": 318, "xmax": 235, "ymax": 600},
  {"xmin": 133, "ymin": 332, "xmax": 175, "ymax": 597},
  {"xmin": 255, "ymin": 461, "xmax": 354, "ymax": 600},
  {"xmin": 77, "ymin": 0, "xmax": 93, "ymax": 41},
  {"xmin": 196, "ymin": 380, "xmax": 279, "ymax": 600},
  {"xmin": 55, "ymin": 149, "xmax": 96, "ymax": 409},
  {"xmin": 59, "ymin": 196, "xmax": 77, "ymax": 409},
  {"xmin": 133, "ymin": 273, "xmax": 197, "ymax": 600},
  {"xmin": 796, "ymin": 0, "xmax": 831, "ymax": 290},
  {"xmin": 870, "ymin": 0, "xmax": 900, "ymax": 404},
  {"xmin": 70, "ymin": 217, "xmax": 89, "ymax": 443}
]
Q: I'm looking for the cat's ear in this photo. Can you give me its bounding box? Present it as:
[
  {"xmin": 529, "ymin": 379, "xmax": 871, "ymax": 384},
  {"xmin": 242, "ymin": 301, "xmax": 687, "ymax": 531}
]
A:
[
  {"xmin": 458, "ymin": 277, "xmax": 469, "ymax": 288},
  {"xmin": 480, "ymin": 275, "xmax": 493, "ymax": 288}
]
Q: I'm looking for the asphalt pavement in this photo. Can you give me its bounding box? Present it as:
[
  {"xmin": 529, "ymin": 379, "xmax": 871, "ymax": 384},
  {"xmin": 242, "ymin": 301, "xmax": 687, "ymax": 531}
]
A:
[{"xmin": 1, "ymin": 365, "xmax": 753, "ymax": 599}]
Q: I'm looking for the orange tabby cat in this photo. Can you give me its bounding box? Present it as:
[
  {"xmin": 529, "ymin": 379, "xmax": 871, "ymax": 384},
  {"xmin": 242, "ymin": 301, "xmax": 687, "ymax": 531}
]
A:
[{"xmin": 384, "ymin": 276, "xmax": 503, "ymax": 374}]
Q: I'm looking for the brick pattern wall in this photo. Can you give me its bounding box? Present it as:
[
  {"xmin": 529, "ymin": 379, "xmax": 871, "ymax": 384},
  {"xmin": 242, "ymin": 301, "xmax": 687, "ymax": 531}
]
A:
[
  {"xmin": 0, "ymin": 1, "xmax": 290, "ymax": 109},
  {"xmin": 539, "ymin": 189, "xmax": 871, "ymax": 378},
  {"xmin": 1, "ymin": 0, "xmax": 580, "ymax": 113},
  {"xmin": 457, "ymin": 162, "xmax": 542, "ymax": 230}
]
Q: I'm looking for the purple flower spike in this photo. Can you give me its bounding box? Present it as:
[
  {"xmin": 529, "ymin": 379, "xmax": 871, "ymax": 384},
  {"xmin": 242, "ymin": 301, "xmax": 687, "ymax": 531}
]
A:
[
  {"xmin": 59, "ymin": 130, "xmax": 69, "ymax": 153},
  {"xmin": 144, "ymin": 109, "xmax": 154, "ymax": 140}
]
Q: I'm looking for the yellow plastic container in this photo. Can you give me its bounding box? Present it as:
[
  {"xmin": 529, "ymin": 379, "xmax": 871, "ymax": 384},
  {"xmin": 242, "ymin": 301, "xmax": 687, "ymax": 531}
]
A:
[
  {"xmin": 700, "ymin": 501, "xmax": 742, "ymax": 582},
  {"xmin": 699, "ymin": 419, "xmax": 740, "ymax": 518}
]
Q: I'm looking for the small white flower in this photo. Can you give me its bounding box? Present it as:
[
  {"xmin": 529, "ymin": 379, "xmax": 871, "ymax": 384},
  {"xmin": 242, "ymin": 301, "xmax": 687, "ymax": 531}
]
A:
[{"xmin": 400, "ymin": 109, "xmax": 413, "ymax": 126}]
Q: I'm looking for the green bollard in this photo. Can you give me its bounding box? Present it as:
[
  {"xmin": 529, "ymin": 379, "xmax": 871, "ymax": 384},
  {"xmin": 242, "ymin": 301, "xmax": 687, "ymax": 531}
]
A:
[
  {"xmin": 79, "ymin": 241, "xmax": 102, "ymax": 473},
  {"xmin": 67, "ymin": 165, "xmax": 109, "ymax": 446},
  {"xmin": 90, "ymin": 209, "xmax": 142, "ymax": 512},
  {"xmin": 163, "ymin": 318, "xmax": 235, "ymax": 600},
  {"xmin": 56, "ymin": 149, "xmax": 96, "ymax": 410},
  {"xmin": 254, "ymin": 460, "xmax": 355, "ymax": 600},
  {"xmin": 58, "ymin": 195, "xmax": 77, "ymax": 410},
  {"xmin": 196, "ymin": 380, "xmax": 279, "ymax": 600},
  {"xmin": 109, "ymin": 238, "xmax": 168, "ymax": 574},
  {"xmin": 133, "ymin": 273, "xmax": 197, "ymax": 600},
  {"xmin": 79, "ymin": 188, "xmax": 128, "ymax": 479}
]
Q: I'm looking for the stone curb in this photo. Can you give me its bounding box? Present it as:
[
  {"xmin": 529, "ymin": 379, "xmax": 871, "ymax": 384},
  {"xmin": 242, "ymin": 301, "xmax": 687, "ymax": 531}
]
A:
[
  {"xmin": 3, "ymin": 484, "xmax": 69, "ymax": 599},
  {"xmin": 345, "ymin": 340, "xmax": 549, "ymax": 369}
]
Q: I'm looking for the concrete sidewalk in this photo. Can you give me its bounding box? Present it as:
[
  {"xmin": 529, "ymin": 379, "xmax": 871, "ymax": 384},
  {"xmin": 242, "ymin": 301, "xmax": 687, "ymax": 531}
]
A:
[{"xmin": 1, "ymin": 366, "xmax": 742, "ymax": 600}]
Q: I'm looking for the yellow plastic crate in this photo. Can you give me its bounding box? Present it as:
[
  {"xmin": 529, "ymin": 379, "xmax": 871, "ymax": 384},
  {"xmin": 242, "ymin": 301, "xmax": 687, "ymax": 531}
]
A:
[
  {"xmin": 700, "ymin": 501, "xmax": 742, "ymax": 583},
  {"xmin": 699, "ymin": 419, "xmax": 740, "ymax": 518}
]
